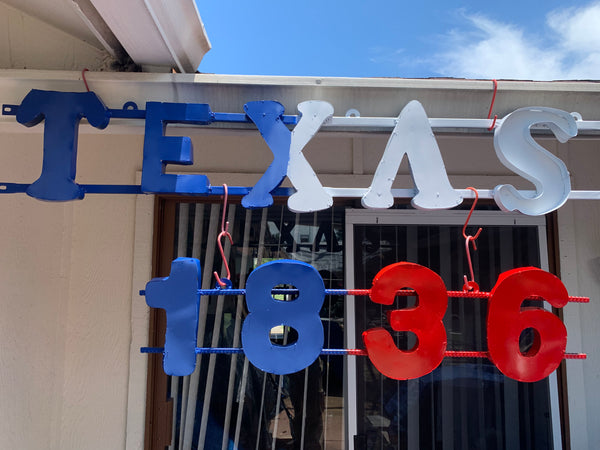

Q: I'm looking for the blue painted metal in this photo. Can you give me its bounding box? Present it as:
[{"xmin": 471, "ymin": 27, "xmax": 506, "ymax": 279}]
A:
[
  {"xmin": 208, "ymin": 185, "xmax": 295, "ymax": 197},
  {"xmin": 0, "ymin": 183, "xmax": 141, "ymax": 194},
  {"xmin": 196, "ymin": 347, "xmax": 245, "ymax": 354},
  {"xmin": 0, "ymin": 183, "xmax": 28, "ymax": 193},
  {"xmin": 140, "ymin": 347, "xmax": 164, "ymax": 353},
  {"xmin": 15, "ymin": 89, "xmax": 110, "ymax": 201},
  {"xmin": 141, "ymin": 102, "xmax": 213, "ymax": 195},
  {"xmin": 241, "ymin": 259, "xmax": 325, "ymax": 375},
  {"xmin": 5, "ymin": 102, "xmax": 298, "ymax": 124},
  {"xmin": 2, "ymin": 104, "xmax": 18, "ymax": 115},
  {"xmin": 0, "ymin": 183, "xmax": 295, "ymax": 197},
  {"xmin": 108, "ymin": 103, "xmax": 146, "ymax": 119},
  {"xmin": 82, "ymin": 185, "xmax": 142, "ymax": 194},
  {"xmin": 241, "ymin": 101, "xmax": 291, "ymax": 209},
  {"xmin": 212, "ymin": 112, "xmax": 298, "ymax": 125},
  {"xmin": 141, "ymin": 346, "xmax": 364, "ymax": 355},
  {"xmin": 195, "ymin": 288, "xmax": 351, "ymax": 296},
  {"xmin": 144, "ymin": 257, "xmax": 201, "ymax": 376},
  {"xmin": 4, "ymin": 92, "xmax": 300, "ymax": 203}
]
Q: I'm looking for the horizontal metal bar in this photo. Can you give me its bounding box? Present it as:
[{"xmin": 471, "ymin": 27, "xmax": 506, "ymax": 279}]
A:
[
  {"xmin": 108, "ymin": 108, "xmax": 146, "ymax": 119},
  {"xmin": 194, "ymin": 288, "xmax": 370, "ymax": 296},
  {"xmin": 0, "ymin": 183, "xmax": 143, "ymax": 194},
  {"xmin": 0, "ymin": 183, "xmax": 27, "ymax": 193},
  {"xmin": 212, "ymin": 112, "xmax": 298, "ymax": 125},
  {"xmin": 140, "ymin": 347, "xmax": 586, "ymax": 359},
  {"xmin": 138, "ymin": 287, "xmax": 587, "ymax": 303},
  {"xmin": 207, "ymin": 185, "xmax": 294, "ymax": 196},
  {"xmin": 5, "ymin": 102, "xmax": 599, "ymax": 131},
  {"xmin": 83, "ymin": 184, "xmax": 142, "ymax": 194},
  {"xmin": 326, "ymin": 117, "xmax": 501, "ymax": 129},
  {"xmin": 2, "ymin": 181, "xmax": 600, "ymax": 205},
  {"xmin": 2, "ymin": 104, "xmax": 18, "ymax": 115},
  {"xmin": 325, "ymin": 188, "xmax": 600, "ymax": 202}
]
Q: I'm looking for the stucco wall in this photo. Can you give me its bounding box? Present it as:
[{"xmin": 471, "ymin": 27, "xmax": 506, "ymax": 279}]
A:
[
  {"xmin": 557, "ymin": 139, "xmax": 600, "ymax": 449},
  {"xmin": 0, "ymin": 130, "xmax": 150, "ymax": 450}
]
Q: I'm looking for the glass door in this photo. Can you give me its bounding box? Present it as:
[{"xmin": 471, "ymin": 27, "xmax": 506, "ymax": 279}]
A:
[{"xmin": 345, "ymin": 209, "xmax": 561, "ymax": 450}]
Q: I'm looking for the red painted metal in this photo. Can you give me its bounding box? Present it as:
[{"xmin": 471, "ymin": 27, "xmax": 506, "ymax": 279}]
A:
[
  {"xmin": 462, "ymin": 187, "xmax": 483, "ymax": 291},
  {"xmin": 363, "ymin": 262, "xmax": 448, "ymax": 380},
  {"xmin": 487, "ymin": 79, "xmax": 498, "ymax": 130},
  {"xmin": 487, "ymin": 267, "xmax": 569, "ymax": 382},
  {"xmin": 213, "ymin": 184, "xmax": 233, "ymax": 287},
  {"xmin": 81, "ymin": 68, "xmax": 90, "ymax": 92}
]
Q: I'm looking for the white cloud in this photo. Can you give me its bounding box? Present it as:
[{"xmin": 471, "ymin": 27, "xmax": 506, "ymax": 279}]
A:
[{"xmin": 435, "ymin": 3, "xmax": 600, "ymax": 80}]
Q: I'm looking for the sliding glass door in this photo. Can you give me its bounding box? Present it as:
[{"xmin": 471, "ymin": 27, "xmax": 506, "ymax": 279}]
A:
[{"xmin": 345, "ymin": 209, "xmax": 560, "ymax": 450}]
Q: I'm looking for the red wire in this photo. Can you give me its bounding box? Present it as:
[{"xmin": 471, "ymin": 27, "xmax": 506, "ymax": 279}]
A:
[
  {"xmin": 462, "ymin": 187, "xmax": 482, "ymax": 290},
  {"xmin": 487, "ymin": 79, "xmax": 498, "ymax": 130},
  {"xmin": 81, "ymin": 68, "xmax": 90, "ymax": 92},
  {"xmin": 213, "ymin": 184, "xmax": 233, "ymax": 287}
]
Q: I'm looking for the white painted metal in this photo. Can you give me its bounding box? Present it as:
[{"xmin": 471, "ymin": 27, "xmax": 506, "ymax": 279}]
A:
[
  {"xmin": 493, "ymin": 107, "xmax": 577, "ymax": 216},
  {"xmin": 326, "ymin": 116, "xmax": 500, "ymax": 129},
  {"xmin": 326, "ymin": 188, "xmax": 600, "ymax": 202},
  {"xmin": 287, "ymin": 101, "xmax": 334, "ymax": 213},
  {"xmin": 343, "ymin": 212, "xmax": 358, "ymax": 450},
  {"xmin": 361, "ymin": 100, "xmax": 462, "ymax": 210},
  {"xmin": 326, "ymin": 116, "xmax": 600, "ymax": 132}
]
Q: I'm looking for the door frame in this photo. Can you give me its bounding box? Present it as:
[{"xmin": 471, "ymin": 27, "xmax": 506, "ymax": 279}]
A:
[{"xmin": 343, "ymin": 208, "xmax": 560, "ymax": 450}]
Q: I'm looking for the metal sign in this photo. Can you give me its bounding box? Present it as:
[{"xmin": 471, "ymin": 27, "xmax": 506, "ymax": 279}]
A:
[
  {"xmin": 2, "ymin": 89, "xmax": 595, "ymax": 215},
  {"xmin": 141, "ymin": 258, "xmax": 587, "ymax": 381}
]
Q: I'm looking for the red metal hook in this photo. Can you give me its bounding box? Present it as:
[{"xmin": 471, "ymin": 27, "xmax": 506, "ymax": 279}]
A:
[
  {"xmin": 82, "ymin": 68, "xmax": 90, "ymax": 92},
  {"xmin": 462, "ymin": 187, "xmax": 482, "ymax": 291},
  {"xmin": 487, "ymin": 79, "xmax": 498, "ymax": 131},
  {"xmin": 213, "ymin": 184, "xmax": 233, "ymax": 288}
]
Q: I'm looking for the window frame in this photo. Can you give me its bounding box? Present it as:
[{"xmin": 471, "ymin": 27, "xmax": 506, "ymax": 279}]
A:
[{"xmin": 344, "ymin": 208, "xmax": 566, "ymax": 450}]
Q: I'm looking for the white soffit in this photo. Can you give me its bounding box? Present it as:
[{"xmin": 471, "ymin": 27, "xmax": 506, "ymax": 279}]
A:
[
  {"xmin": 0, "ymin": 0, "xmax": 104, "ymax": 48},
  {"xmin": 0, "ymin": 2, "xmax": 111, "ymax": 71},
  {"xmin": 88, "ymin": 0, "xmax": 211, "ymax": 72}
]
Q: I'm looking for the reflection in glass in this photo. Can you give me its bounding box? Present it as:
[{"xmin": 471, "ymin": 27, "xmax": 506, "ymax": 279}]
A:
[{"xmin": 353, "ymin": 224, "xmax": 552, "ymax": 450}]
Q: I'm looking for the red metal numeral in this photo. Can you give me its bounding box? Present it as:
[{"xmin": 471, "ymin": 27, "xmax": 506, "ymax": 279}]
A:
[
  {"xmin": 362, "ymin": 262, "xmax": 447, "ymax": 380},
  {"xmin": 487, "ymin": 267, "xmax": 568, "ymax": 382}
]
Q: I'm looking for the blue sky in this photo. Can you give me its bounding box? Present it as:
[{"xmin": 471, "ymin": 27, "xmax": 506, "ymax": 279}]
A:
[{"xmin": 195, "ymin": 1, "xmax": 600, "ymax": 80}]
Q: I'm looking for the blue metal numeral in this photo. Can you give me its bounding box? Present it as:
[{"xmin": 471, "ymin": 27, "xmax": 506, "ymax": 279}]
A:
[
  {"xmin": 241, "ymin": 259, "xmax": 324, "ymax": 374},
  {"xmin": 144, "ymin": 258, "xmax": 201, "ymax": 376}
]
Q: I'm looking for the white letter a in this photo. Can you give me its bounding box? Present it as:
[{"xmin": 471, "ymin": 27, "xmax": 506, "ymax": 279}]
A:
[{"xmin": 362, "ymin": 100, "xmax": 462, "ymax": 210}]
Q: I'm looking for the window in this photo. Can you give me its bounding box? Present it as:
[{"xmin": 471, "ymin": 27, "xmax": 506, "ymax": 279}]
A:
[
  {"xmin": 145, "ymin": 200, "xmax": 566, "ymax": 450},
  {"xmin": 146, "ymin": 200, "xmax": 346, "ymax": 449}
]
